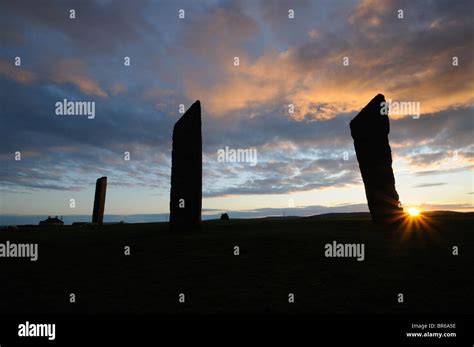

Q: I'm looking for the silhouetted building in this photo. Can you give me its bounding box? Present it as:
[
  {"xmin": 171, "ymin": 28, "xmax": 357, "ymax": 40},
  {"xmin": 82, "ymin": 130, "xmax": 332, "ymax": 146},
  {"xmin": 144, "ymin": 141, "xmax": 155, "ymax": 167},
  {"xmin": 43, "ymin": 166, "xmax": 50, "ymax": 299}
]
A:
[
  {"xmin": 350, "ymin": 94, "xmax": 403, "ymax": 223},
  {"xmin": 170, "ymin": 100, "xmax": 202, "ymax": 231},
  {"xmin": 92, "ymin": 177, "xmax": 107, "ymax": 224},
  {"xmin": 39, "ymin": 216, "xmax": 64, "ymax": 226}
]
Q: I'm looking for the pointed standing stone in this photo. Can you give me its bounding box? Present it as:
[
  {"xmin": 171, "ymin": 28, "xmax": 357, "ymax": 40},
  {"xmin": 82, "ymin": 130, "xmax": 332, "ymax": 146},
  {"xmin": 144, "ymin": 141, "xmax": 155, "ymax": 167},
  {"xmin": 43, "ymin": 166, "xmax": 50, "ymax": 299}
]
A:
[
  {"xmin": 92, "ymin": 176, "xmax": 107, "ymax": 224},
  {"xmin": 350, "ymin": 94, "xmax": 403, "ymax": 223},
  {"xmin": 170, "ymin": 100, "xmax": 202, "ymax": 230}
]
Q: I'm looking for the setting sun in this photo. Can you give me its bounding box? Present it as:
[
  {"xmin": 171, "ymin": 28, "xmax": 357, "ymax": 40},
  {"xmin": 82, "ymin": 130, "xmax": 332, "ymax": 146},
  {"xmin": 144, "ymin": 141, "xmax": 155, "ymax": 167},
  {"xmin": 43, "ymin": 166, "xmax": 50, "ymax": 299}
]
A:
[{"xmin": 407, "ymin": 207, "xmax": 421, "ymax": 217}]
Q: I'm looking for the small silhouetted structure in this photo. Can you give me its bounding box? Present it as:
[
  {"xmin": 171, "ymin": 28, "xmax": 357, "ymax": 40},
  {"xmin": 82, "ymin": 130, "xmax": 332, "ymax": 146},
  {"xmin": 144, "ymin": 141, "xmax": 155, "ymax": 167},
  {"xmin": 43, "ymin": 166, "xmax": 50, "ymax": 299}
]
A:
[
  {"xmin": 39, "ymin": 216, "xmax": 64, "ymax": 226},
  {"xmin": 220, "ymin": 213, "xmax": 229, "ymax": 221},
  {"xmin": 169, "ymin": 100, "xmax": 202, "ymax": 231},
  {"xmin": 350, "ymin": 94, "xmax": 403, "ymax": 224},
  {"xmin": 92, "ymin": 176, "xmax": 107, "ymax": 224}
]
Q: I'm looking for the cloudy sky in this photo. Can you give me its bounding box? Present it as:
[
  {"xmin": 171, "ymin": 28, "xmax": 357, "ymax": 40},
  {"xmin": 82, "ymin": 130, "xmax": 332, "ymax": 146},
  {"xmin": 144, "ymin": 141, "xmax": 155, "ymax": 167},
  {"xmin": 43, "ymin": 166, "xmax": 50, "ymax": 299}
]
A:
[{"xmin": 0, "ymin": 0, "xmax": 473, "ymax": 221}]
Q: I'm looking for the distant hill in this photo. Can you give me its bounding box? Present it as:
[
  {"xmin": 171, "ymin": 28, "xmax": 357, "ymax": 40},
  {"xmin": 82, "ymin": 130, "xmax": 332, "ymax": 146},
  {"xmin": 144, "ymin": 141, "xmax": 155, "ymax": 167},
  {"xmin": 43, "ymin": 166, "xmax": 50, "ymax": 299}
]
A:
[
  {"xmin": 422, "ymin": 210, "xmax": 474, "ymax": 218},
  {"xmin": 305, "ymin": 212, "xmax": 371, "ymax": 219},
  {"xmin": 263, "ymin": 211, "xmax": 474, "ymax": 221}
]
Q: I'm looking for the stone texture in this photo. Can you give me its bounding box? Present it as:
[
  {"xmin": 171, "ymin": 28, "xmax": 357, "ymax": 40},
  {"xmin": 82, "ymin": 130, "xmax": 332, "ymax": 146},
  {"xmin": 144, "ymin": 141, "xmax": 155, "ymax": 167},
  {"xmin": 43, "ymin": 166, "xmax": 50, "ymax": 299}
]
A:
[
  {"xmin": 169, "ymin": 100, "xmax": 202, "ymax": 231},
  {"xmin": 350, "ymin": 94, "xmax": 403, "ymax": 223},
  {"xmin": 92, "ymin": 176, "xmax": 107, "ymax": 224}
]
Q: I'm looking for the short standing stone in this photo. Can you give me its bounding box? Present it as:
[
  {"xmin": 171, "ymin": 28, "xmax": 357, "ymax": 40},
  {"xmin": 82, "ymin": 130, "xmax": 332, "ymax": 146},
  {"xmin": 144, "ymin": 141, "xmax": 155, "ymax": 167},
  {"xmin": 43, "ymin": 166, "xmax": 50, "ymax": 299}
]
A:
[
  {"xmin": 92, "ymin": 176, "xmax": 107, "ymax": 224},
  {"xmin": 220, "ymin": 213, "xmax": 229, "ymax": 221},
  {"xmin": 350, "ymin": 94, "xmax": 403, "ymax": 223}
]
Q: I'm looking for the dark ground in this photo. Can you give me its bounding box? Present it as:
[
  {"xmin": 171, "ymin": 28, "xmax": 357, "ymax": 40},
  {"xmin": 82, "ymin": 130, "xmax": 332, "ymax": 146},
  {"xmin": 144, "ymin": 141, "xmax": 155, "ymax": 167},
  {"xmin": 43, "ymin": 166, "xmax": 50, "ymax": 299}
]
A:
[{"xmin": 0, "ymin": 212, "xmax": 473, "ymax": 315}]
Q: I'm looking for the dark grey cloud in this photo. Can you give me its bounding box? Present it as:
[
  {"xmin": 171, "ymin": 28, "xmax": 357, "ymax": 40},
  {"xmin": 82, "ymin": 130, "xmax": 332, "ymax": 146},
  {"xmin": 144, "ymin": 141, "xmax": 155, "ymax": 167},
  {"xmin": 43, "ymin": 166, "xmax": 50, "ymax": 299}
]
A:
[
  {"xmin": 414, "ymin": 165, "xmax": 473, "ymax": 177},
  {"xmin": 203, "ymin": 155, "xmax": 360, "ymax": 197},
  {"xmin": 0, "ymin": 0, "xmax": 156, "ymax": 54},
  {"xmin": 413, "ymin": 182, "xmax": 446, "ymax": 188},
  {"xmin": 391, "ymin": 108, "xmax": 474, "ymax": 150}
]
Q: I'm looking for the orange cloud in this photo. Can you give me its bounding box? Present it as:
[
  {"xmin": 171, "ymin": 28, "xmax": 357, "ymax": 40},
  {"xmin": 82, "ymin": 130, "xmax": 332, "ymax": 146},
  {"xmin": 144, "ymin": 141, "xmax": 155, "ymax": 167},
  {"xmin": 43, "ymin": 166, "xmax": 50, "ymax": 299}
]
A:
[
  {"xmin": 185, "ymin": 41, "xmax": 474, "ymax": 120},
  {"xmin": 0, "ymin": 58, "xmax": 108, "ymax": 98},
  {"xmin": 0, "ymin": 59, "xmax": 37, "ymax": 84},
  {"xmin": 348, "ymin": 0, "xmax": 391, "ymax": 27},
  {"xmin": 110, "ymin": 83, "xmax": 126, "ymax": 95},
  {"xmin": 49, "ymin": 59, "xmax": 107, "ymax": 97},
  {"xmin": 185, "ymin": 49, "xmax": 301, "ymax": 116},
  {"xmin": 181, "ymin": 0, "xmax": 472, "ymax": 120}
]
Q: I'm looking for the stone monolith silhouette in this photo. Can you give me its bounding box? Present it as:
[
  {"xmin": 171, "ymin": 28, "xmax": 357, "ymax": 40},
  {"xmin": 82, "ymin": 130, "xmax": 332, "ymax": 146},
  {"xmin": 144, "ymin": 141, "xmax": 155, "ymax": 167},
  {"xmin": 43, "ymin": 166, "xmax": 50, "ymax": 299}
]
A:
[
  {"xmin": 170, "ymin": 100, "xmax": 202, "ymax": 231},
  {"xmin": 350, "ymin": 94, "xmax": 403, "ymax": 223},
  {"xmin": 92, "ymin": 176, "xmax": 107, "ymax": 224}
]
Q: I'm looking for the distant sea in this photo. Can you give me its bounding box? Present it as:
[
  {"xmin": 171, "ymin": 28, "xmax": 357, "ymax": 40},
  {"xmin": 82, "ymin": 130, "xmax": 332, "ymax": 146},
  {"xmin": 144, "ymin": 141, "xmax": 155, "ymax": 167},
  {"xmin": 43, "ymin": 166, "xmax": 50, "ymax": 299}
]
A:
[
  {"xmin": 0, "ymin": 204, "xmax": 373, "ymax": 226},
  {"xmin": 1, "ymin": 214, "xmax": 169, "ymax": 226}
]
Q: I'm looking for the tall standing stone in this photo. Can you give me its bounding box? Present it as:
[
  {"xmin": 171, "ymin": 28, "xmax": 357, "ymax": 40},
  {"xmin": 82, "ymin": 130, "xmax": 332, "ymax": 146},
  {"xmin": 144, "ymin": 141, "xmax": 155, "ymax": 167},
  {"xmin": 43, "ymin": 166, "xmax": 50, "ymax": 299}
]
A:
[
  {"xmin": 170, "ymin": 100, "xmax": 202, "ymax": 230},
  {"xmin": 92, "ymin": 176, "xmax": 107, "ymax": 224},
  {"xmin": 350, "ymin": 94, "xmax": 403, "ymax": 223}
]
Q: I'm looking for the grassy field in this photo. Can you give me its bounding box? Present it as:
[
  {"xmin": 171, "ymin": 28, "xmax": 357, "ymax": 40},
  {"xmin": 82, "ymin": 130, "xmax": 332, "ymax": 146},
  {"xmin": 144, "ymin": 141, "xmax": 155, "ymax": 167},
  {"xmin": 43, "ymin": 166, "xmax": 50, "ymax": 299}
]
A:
[{"xmin": 0, "ymin": 212, "xmax": 473, "ymax": 315}]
